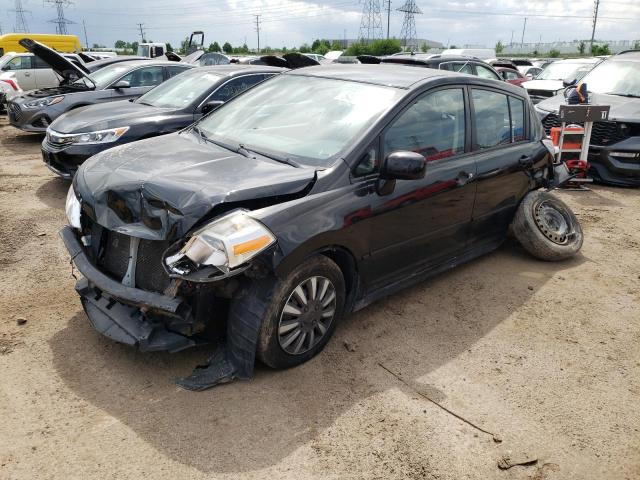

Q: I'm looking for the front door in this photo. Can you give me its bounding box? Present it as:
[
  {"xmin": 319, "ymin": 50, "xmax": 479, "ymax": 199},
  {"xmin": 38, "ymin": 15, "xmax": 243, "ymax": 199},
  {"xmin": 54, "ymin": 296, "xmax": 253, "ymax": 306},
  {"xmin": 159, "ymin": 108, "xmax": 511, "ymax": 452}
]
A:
[
  {"xmin": 111, "ymin": 66, "xmax": 165, "ymax": 101},
  {"xmin": 362, "ymin": 87, "xmax": 477, "ymax": 291}
]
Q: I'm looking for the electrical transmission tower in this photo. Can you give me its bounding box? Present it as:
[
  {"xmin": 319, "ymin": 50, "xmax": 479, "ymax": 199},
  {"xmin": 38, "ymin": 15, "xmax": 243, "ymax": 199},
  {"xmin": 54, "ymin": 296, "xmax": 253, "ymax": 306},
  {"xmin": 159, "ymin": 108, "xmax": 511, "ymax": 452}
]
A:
[
  {"xmin": 397, "ymin": 0, "xmax": 422, "ymax": 51},
  {"xmin": 46, "ymin": 0, "xmax": 75, "ymax": 35},
  {"xmin": 11, "ymin": 0, "xmax": 30, "ymax": 33},
  {"xmin": 358, "ymin": 0, "xmax": 384, "ymax": 44}
]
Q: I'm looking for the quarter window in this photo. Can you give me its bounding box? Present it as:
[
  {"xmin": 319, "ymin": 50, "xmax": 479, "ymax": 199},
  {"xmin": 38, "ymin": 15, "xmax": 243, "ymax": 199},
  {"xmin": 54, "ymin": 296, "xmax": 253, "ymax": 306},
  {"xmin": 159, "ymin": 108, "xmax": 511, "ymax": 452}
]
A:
[
  {"xmin": 440, "ymin": 62, "xmax": 474, "ymax": 75},
  {"xmin": 383, "ymin": 88, "xmax": 466, "ymax": 161},
  {"xmin": 510, "ymin": 97, "xmax": 526, "ymax": 142}
]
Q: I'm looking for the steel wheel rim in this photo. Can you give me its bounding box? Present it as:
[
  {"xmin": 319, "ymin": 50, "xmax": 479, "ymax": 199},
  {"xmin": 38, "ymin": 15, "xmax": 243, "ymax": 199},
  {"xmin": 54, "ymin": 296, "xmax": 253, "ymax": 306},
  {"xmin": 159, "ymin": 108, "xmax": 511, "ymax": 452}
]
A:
[
  {"xmin": 278, "ymin": 276, "xmax": 336, "ymax": 355},
  {"xmin": 534, "ymin": 200, "xmax": 573, "ymax": 245}
]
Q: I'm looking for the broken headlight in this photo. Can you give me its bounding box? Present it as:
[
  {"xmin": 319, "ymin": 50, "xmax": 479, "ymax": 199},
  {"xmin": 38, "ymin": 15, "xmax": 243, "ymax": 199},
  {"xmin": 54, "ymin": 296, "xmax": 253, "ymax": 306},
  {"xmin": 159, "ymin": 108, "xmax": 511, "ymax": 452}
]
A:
[
  {"xmin": 65, "ymin": 185, "xmax": 81, "ymax": 229},
  {"xmin": 24, "ymin": 96, "xmax": 64, "ymax": 108},
  {"xmin": 165, "ymin": 211, "xmax": 276, "ymax": 276}
]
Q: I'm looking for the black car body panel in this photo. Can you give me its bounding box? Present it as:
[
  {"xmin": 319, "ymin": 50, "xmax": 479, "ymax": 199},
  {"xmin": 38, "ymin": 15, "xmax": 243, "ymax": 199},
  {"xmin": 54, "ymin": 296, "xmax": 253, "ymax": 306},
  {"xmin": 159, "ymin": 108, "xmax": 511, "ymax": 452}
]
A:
[
  {"xmin": 62, "ymin": 66, "xmax": 551, "ymax": 383},
  {"xmin": 537, "ymin": 92, "xmax": 640, "ymax": 186},
  {"xmin": 41, "ymin": 65, "xmax": 284, "ymax": 178}
]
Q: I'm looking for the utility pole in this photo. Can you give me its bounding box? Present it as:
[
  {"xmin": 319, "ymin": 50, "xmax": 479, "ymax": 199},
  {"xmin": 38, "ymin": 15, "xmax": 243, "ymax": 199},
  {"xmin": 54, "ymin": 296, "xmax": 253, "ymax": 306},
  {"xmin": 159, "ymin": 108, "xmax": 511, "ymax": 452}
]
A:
[
  {"xmin": 254, "ymin": 15, "xmax": 261, "ymax": 53},
  {"xmin": 11, "ymin": 0, "xmax": 30, "ymax": 33},
  {"xmin": 386, "ymin": 0, "xmax": 391, "ymax": 39},
  {"xmin": 590, "ymin": 0, "xmax": 600, "ymax": 52},
  {"xmin": 521, "ymin": 17, "xmax": 527, "ymax": 47},
  {"xmin": 137, "ymin": 23, "xmax": 146, "ymax": 42},
  {"xmin": 46, "ymin": 0, "xmax": 75, "ymax": 35},
  {"xmin": 82, "ymin": 19, "xmax": 89, "ymax": 50},
  {"xmin": 509, "ymin": 30, "xmax": 514, "ymax": 46}
]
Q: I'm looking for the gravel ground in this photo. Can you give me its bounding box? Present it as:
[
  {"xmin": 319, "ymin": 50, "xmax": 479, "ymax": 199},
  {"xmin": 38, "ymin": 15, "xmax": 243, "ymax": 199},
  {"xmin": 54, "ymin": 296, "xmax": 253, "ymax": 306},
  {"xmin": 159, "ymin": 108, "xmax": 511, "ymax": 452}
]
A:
[{"xmin": 0, "ymin": 116, "xmax": 638, "ymax": 480}]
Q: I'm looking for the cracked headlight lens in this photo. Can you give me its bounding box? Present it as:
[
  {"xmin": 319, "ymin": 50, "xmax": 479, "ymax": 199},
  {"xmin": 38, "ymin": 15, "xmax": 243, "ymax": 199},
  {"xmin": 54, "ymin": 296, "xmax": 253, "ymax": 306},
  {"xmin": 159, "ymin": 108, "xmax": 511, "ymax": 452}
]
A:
[
  {"xmin": 65, "ymin": 185, "xmax": 81, "ymax": 229},
  {"xmin": 24, "ymin": 96, "xmax": 64, "ymax": 108},
  {"xmin": 165, "ymin": 211, "xmax": 276, "ymax": 274}
]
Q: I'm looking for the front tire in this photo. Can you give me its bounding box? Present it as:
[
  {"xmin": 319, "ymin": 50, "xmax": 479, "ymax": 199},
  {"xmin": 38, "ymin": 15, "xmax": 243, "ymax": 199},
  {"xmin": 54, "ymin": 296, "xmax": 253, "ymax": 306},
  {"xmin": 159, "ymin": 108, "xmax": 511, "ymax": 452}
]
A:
[
  {"xmin": 229, "ymin": 255, "xmax": 346, "ymax": 370},
  {"xmin": 512, "ymin": 191, "xmax": 583, "ymax": 261}
]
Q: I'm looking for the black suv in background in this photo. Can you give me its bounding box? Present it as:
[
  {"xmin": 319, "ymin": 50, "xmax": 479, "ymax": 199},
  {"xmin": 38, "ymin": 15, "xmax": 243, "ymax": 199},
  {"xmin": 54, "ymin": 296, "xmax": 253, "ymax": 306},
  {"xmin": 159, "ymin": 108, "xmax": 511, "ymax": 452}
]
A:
[
  {"xmin": 358, "ymin": 53, "xmax": 503, "ymax": 81},
  {"xmin": 536, "ymin": 50, "xmax": 640, "ymax": 187}
]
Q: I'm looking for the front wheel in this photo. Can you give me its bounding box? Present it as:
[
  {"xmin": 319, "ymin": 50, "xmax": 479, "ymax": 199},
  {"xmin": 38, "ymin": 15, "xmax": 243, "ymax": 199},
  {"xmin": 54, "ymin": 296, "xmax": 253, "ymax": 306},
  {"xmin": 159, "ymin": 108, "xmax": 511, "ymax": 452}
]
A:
[
  {"xmin": 229, "ymin": 255, "xmax": 346, "ymax": 369},
  {"xmin": 512, "ymin": 191, "xmax": 583, "ymax": 261}
]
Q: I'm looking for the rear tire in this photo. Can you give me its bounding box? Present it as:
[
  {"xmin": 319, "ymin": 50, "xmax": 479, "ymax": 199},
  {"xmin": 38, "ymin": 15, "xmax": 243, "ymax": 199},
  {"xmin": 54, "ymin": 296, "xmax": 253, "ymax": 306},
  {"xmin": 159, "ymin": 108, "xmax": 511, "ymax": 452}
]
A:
[
  {"xmin": 229, "ymin": 255, "xmax": 345, "ymax": 370},
  {"xmin": 512, "ymin": 191, "xmax": 583, "ymax": 261}
]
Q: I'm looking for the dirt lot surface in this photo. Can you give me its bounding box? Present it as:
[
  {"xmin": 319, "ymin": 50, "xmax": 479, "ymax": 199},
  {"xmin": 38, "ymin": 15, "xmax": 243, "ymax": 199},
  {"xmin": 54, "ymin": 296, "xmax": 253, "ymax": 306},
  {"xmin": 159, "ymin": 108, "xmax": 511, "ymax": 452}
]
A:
[{"xmin": 0, "ymin": 116, "xmax": 638, "ymax": 480}]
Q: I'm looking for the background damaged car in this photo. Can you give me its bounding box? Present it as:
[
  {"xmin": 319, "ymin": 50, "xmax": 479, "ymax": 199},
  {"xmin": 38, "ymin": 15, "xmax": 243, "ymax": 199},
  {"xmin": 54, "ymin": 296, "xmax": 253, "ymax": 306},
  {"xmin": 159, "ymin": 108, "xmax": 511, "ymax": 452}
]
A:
[{"xmin": 60, "ymin": 65, "xmax": 584, "ymax": 390}]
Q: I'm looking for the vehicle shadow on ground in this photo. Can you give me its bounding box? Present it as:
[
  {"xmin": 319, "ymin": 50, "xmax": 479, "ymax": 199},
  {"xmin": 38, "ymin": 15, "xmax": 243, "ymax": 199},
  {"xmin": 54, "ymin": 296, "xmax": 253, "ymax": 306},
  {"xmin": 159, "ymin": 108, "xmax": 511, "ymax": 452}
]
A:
[
  {"xmin": 49, "ymin": 241, "xmax": 586, "ymax": 474},
  {"xmin": 35, "ymin": 177, "xmax": 69, "ymax": 210}
]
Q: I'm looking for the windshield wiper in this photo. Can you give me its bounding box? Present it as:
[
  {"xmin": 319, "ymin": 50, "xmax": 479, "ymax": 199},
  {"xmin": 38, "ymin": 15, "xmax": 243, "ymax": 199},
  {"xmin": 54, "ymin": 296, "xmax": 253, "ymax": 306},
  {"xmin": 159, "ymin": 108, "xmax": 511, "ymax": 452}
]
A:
[
  {"xmin": 190, "ymin": 126, "xmax": 251, "ymax": 157},
  {"xmin": 240, "ymin": 144, "xmax": 301, "ymax": 168}
]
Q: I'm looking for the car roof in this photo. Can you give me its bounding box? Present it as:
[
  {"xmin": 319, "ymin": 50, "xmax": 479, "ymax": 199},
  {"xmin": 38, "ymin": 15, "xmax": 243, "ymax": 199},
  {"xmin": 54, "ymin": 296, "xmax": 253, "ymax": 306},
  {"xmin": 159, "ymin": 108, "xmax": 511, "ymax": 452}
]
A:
[
  {"xmin": 554, "ymin": 57, "xmax": 601, "ymax": 64},
  {"xmin": 287, "ymin": 63, "xmax": 514, "ymax": 91},
  {"xmin": 103, "ymin": 59, "xmax": 191, "ymax": 68},
  {"xmin": 385, "ymin": 54, "xmax": 483, "ymax": 63},
  {"xmin": 611, "ymin": 50, "xmax": 640, "ymax": 61},
  {"xmin": 192, "ymin": 64, "xmax": 286, "ymax": 76}
]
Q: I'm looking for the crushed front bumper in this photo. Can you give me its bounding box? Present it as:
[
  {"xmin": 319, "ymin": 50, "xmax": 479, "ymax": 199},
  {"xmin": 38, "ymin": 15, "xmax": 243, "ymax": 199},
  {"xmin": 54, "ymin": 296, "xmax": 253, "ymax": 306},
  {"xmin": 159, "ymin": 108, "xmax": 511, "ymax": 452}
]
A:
[{"xmin": 60, "ymin": 225, "xmax": 196, "ymax": 352}]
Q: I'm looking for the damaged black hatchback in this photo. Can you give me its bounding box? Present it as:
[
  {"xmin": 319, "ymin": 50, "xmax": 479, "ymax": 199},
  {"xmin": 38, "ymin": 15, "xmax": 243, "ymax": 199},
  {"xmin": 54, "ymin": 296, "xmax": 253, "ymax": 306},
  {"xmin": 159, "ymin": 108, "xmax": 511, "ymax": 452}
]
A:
[{"xmin": 61, "ymin": 65, "xmax": 583, "ymax": 389}]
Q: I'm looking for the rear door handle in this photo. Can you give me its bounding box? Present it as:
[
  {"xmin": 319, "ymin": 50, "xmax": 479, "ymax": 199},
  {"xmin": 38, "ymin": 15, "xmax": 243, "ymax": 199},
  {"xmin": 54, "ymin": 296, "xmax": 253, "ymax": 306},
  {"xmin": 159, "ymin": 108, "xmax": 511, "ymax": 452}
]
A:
[{"xmin": 519, "ymin": 155, "xmax": 534, "ymax": 168}]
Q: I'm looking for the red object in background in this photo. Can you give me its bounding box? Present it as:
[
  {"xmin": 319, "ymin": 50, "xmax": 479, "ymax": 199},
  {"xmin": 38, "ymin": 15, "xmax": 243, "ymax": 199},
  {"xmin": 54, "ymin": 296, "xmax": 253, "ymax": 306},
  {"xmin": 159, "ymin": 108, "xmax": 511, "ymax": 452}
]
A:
[
  {"xmin": 494, "ymin": 67, "xmax": 527, "ymax": 86},
  {"xmin": 565, "ymin": 159, "xmax": 590, "ymax": 179},
  {"xmin": 0, "ymin": 78, "xmax": 19, "ymax": 91},
  {"xmin": 550, "ymin": 126, "xmax": 584, "ymax": 150}
]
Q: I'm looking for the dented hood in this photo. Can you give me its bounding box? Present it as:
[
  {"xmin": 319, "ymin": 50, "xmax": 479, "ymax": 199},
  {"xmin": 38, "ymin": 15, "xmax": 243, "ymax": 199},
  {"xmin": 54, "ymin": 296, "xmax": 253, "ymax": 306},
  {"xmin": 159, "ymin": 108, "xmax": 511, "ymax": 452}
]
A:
[{"xmin": 74, "ymin": 131, "xmax": 316, "ymax": 241}]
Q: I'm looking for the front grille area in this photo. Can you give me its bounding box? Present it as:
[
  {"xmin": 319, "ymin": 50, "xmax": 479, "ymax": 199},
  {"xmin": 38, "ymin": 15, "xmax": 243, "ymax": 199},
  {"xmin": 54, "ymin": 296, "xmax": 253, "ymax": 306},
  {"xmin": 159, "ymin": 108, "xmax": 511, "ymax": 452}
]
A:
[
  {"xmin": 542, "ymin": 113, "xmax": 633, "ymax": 146},
  {"xmin": 98, "ymin": 228, "xmax": 171, "ymax": 293},
  {"xmin": 8, "ymin": 102, "xmax": 21, "ymax": 122}
]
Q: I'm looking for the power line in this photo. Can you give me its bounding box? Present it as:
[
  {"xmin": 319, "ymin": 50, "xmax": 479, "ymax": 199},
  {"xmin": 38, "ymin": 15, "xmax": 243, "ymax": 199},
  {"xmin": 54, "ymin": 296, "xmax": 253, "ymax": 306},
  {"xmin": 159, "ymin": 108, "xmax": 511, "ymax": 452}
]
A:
[
  {"xmin": 11, "ymin": 0, "xmax": 30, "ymax": 33},
  {"xmin": 397, "ymin": 0, "xmax": 422, "ymax": 51},
  {"xmin": 359, "ymin": 0, "xmax": 384, "ymax": 44},
  {"xmin": 46, "ymin": 0, "xmax": 75, "ymax": 35},
  {"xmin": 590, "ymin": 0, "xmax": 600, "ymax": 51}
]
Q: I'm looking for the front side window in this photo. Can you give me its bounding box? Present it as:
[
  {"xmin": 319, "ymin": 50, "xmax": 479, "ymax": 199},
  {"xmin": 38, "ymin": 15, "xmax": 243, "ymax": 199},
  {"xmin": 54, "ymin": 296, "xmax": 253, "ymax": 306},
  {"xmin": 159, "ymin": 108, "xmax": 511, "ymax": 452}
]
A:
[
  {"xmin": 137, "ymin": 70, "xmax": 222, "ymax": 109},
  {"xmin": 476, "ymin": 65, "xmax": 501, "ymax": 80},
  {"xmin": 472, "ymin": 90, "xmax": 511, "ymax": 149},
  {"xmin": 3, "ymin": 56, "xmax": 31, "ymax": 71},
  {"xmin": 210, "ymin": 75, "xmax": 267, "ymax": 102},
  {"xmin": 383, "ymin": 88, "xmax": 466, "ymax": 161},
  {"xmin": 197, "ymin": 75, "xmax": 402, "ymax": 165},
  {"xmin": 118, "ymin": 66, "xmax": 164, "ymax": 87}
]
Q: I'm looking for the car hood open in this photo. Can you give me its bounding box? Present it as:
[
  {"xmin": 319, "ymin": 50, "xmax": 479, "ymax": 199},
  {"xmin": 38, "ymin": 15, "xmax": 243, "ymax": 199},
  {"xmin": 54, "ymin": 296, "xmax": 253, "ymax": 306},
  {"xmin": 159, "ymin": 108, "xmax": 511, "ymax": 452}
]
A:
[
  {"xmin": 74, "ymin": 131, "xmax": 317, "ymax": 241},
  {"xmin": 50, "ymin": 100, "xmax": 172, "ymax": 133},
  {"xmin": 536, "ymin": 92, "xmax": 640, "ymax": 124},
  {"xmin": 18, "ymin": 38, "xmax": 94, "ymax": 87}
]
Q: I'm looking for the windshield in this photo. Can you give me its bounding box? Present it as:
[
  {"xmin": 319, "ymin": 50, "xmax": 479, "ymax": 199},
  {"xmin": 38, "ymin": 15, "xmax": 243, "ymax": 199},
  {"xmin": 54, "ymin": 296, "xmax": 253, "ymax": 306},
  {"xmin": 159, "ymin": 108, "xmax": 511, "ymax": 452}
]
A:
[
  {"xmin": 137, "ymin": 70, "xmax": 221, "ymax": 108},
  {"xmin": 536, "ymin": 61, "xmax": 594, "ymax": 81},
  {"xmin": 197, "ymin": 75, "xmax": 402, "ymax": 165},
  {"xmin": 74, "ymin": 63, "xmax": 133, "ymax": 89},
  {"xmin": 581, "ymin": 60, "xmax": 640, "ymax": 97},
  {"xmin": 137, "ymin": 45, "xmax": 149, "ymax": 57}
]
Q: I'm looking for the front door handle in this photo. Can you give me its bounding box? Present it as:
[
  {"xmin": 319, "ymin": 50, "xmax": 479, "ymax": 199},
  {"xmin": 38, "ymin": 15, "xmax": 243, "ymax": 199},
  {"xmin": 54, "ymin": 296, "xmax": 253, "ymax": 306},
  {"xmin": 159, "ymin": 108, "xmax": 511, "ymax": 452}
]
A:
[
  {"xmin": 519, "ymin": 155, "xmax": 534, "ymax": 168},
  {"xmin": 456, "ymin": 171, "xmax": 474, "ymax": 186}
]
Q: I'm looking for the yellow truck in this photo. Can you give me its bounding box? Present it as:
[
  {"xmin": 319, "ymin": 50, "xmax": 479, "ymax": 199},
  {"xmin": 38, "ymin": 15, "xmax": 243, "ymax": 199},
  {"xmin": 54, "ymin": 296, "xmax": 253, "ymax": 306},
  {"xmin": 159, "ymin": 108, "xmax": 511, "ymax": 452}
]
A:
[{"xmin": 0, "ymin": 33, "xmax": 81, "ymax": 56}]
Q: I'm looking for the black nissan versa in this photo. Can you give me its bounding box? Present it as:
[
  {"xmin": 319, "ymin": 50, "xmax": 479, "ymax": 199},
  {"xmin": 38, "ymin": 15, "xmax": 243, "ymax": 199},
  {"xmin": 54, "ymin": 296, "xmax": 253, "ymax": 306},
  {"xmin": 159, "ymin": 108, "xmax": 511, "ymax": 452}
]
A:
[
  {"xmin": 7, "ymin": 39, "xmax": 192, "ymax": 132},
  {"xmin": 60, "ymin": 65, "xmax": 583, "ymax": 390},
  {"xmin": 536, "ymin": 50, "xmax": 640, "ymax": 187},
  {"xmin": 42, "ymin": 65, "xmax": 285, "ymax": 179}
]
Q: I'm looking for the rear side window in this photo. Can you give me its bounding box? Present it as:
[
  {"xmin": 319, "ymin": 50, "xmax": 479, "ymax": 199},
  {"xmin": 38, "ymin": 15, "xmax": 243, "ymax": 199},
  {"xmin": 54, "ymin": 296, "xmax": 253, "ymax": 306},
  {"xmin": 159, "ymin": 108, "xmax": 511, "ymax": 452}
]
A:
[
  {"xmin": 33, "ymin": 56, "xmax": 52, "ymax": 69},
  {"xmin": 210, "ymin": 75, "xmax": 268, "ymax": 102},
  {"xmin": 472, "ymin": 89, "xmax": 527, "ymax": 148},
  {"xmin": 383, "ymin": 88, "xmax": 466, "ymax": 161},
  {"xmin": 440, "ymin": 62, "xmax": 474, "ymax": 75}
]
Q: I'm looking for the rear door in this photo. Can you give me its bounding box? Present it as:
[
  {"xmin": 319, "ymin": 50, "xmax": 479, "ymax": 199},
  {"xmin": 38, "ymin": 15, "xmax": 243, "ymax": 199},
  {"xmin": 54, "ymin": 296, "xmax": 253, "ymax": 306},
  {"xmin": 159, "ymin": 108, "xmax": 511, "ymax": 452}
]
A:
[
  {"xmin": 361, "ymin": 86, "xmax": 477, "ymax": 290},
  {"xmin": 469, "ymin": 87, "xmax": 541, "ymax": 242}
]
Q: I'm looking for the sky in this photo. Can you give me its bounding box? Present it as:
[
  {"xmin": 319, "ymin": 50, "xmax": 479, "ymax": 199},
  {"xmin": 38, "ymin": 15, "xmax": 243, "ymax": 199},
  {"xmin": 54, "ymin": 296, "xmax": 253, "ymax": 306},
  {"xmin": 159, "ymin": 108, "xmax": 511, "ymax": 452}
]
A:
[{"xmin": 2, "ymin": 0, "xmax": 639, "ymax": 50}]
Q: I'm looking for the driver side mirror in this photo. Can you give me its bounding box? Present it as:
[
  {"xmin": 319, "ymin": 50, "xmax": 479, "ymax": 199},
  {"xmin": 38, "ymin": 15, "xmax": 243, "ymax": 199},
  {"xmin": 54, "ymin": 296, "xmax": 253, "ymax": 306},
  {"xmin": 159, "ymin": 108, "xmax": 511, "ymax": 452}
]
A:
[
  {"xmin": 201, "ymin": 100, "xmax": 224, "ymax": 114},
  {"xmin": 563, "ymin": 77, "xmax": 577, "ymax": 88},
  {"xmin": 380, "ymin": 151, "xmax": 426, "ymax": 180},
  {"xmin": 112, "ymin": 80, "xmax": 130, "ymax": 90}
]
